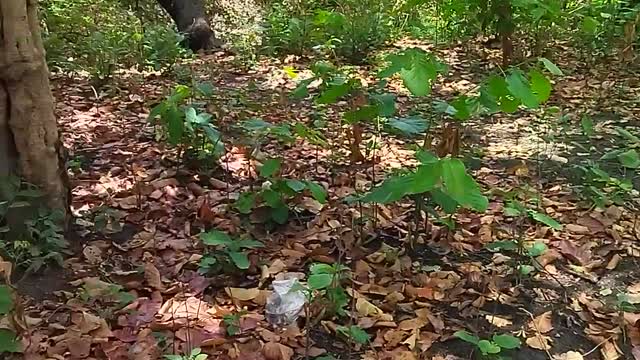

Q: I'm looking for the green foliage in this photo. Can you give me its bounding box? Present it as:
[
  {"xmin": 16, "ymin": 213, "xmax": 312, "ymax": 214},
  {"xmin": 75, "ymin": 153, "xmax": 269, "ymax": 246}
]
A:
[
  {"xmin": 233, "ymin": 157, "xmax": 327, "ymax": 225},
  {"xmin": 41, "ymin": 0, "xmax": 190, "ymax": 81},
  {"xmin": 223, "ymin": 311, "xmax": 247, "ymax": 336},
  {"xmin": 165, "ymin": 348, "xmax": 208, "ymax": 360},
  {"xmin": 306, "ymin": 263, "xmax": 350, "ymax": 316},
  {"xmin": 263, "ymin": 0, "xmax": 401, "ymax": 61},
  {"xmin": 380, "ymin": 48, "xmax": 447, "ymax": 97},
  {"xmin": 362, "ymin": 151, "xmax": 487, "ymax": 212},
  {"xmin": 455, "ymin": 330, "xmax": 521, "ymax": 357},
  {"xmin": 199, "ymin": 230, "xmax": 263, "ymax": 273},
  {"xmin": 0, "ymin": 177, "xmax": 68, "ymax": 273},
  {"xmin": 574, "ymin": 163, "xmax": 634, "ymax": 208},
  {"xmin": 149, "ymin": 84, "xmax": 224, "ymax": 161},
  {"xmin": 336, "ymin": 325, "xmax": 370, "ymax": 345}
]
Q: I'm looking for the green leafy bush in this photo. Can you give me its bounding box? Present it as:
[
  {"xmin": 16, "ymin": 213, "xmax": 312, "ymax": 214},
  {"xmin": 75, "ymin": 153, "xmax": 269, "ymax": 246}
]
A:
[{"xmin": 0, "ymin": 177, "xmax": 68, "ymax": 273}]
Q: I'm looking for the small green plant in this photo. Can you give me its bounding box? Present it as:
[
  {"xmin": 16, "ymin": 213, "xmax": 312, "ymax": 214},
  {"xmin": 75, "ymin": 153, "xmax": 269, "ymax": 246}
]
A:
[
  {"xmin": 148, "ymin": 83, "xmax": 224, "ymax": 163},
  {"xmin": 307, "ymin": 263, "xmax": 350, "ymax": 316},
  {"xmin": 574, "ymin": 163, "xmax": 635, "ymax": 208},
  {"xmin": 336, "ymin": 325, "xmax": 370, "ymax": 346},
  {"xmin": 0, "ymin": 285, "xmax": 21, "ymax": 354},
  {"xmin": 143, "ymin": 24, "xmax": 192, "ymax": 72},
  {"xmin": 455, "ymin": 330, "xmax": 521, "ymax": 358},
  {"xmin": 198, "ymin": 230, "xmax": 263, "ymax": 274},
  {"xmin": 165, "ymin": 347, "xmax": 208, "ymax": 360},
  {"xmin": 223, "ymin": 311, "xmax": 247, "ymax": 336},
  {"xmin": 486, "ymin": 240, "xmax": 548, "ymax": 276},
  {"xmin": 0, "ymin": 177, "xmax": 68, "ymax": 273},
  {"xmin": 234, "ymin": 158, "xmax": 327, "ymax": 225}
]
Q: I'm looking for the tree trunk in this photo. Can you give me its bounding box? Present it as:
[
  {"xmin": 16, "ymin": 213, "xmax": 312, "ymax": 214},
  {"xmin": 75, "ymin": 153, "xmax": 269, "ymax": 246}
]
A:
[
  {"xmin": 156, "ymin": 0, "xmax": 216, "ymax": 51},
  {"xmin": 0, "ymin": 0, "xmax": 69, "ymax": 218},
  {"xmin": 495, "ymin": 0, "xmax": 514, "ymax": 67}
]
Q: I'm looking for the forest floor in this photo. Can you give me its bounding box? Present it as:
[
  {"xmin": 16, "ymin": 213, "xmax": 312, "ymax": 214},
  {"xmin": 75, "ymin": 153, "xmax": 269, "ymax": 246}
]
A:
[{"xmin": 12, "ymin": 40, "xmax": 640, "ymax": 360}]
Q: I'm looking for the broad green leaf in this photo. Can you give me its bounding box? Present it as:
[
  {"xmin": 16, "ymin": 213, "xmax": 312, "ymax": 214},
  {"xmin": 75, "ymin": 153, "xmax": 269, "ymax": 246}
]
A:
[
  {"xmin": 478, "ymin": 340, "xmax": 501, "ymax": 355},
  {"xmin": 441, "ymin": 158, "xmax": 488, "ymax": 212},
  {"xmin": 449, "ymin": 95, "xmax": 477, "ymax": 120},
  {"xmin": 527, "ymin": 241, "xmax": 547, "ymax": 257},
  {"xmin": 291, "ymin": 78, "xmax": 313, "ymax": 99},
  {"xmin": 416, "ymin": 150, "xmax": 439, "ymax": 164},
  {"xmin": 283, "ymin": 66, "xmax": 298, "ymax": 79},
  {"xmin": 306, "ymin": 181, "xmax": 327, "ymax": 203},
  {"xmin": 344, "ymin": 105, "xmax": 378, "ymax": 124},
  {"xmin": 506, "ymin": 71, "xmax": 538, "ymax": 109},
  {"xmin": 164, "ymin": 355, "xmax": 182, "ymax": 360},
  {"xmin": 529, "ymin": 211, "xmax": 562, "ymax": 230},
  {"xmin": 0, "ymin": 329, "xmax": 21, "ymax": 353},
  {"xmin": 411, "ymin": 162, "xmax": 442, "ymax": 194},
  {"xmin": 235, "ymin": 192, "xmax": 256, "ymax": 214},
  {"xmin": 454, "ymin": 330, "xmax": 479, "ymax": 345},
  {"xmin": 346, "ymin": 326, "xmax": 370, "ymax": 344},
  {"xmin": 228, "ymin": 251, "xmax": 250, "ymax": 269},
  {"xmin": 260, "ymin": 158, "xmax": 282, "ymax": 178},
  {"xmin": 240, "ymin": 118, "xmax": 272, "ymax": 132},
  {"xmin": 195, "ymin": 82, "xmax": 214, "ymax": 97},
  {"xmin": 492, "ymin": 334, "xmax": 521, "ymax": 349},
  {"xmin": 310, "ymin": 263, "xmax": 334, "ymax": 274},
  {"xmin": 581, "ymin": 115, "xmax": 594, "ymax": 136},
  {"xmin": 581, "ymin": 16, "xmax": 599, "ymax": 34},
  {"xmin": 399, "ymin": 53, "xmax": 439, "ymax": 96},
  {"xmin": 615, "ymin": 127, "xmax": 640, "ymax": 143},
  {"xmin": 430, "ymin": 188, "xmax": 458, "ymax": 214},
  {"xmin": 271, "ymin": 205, "xmax": 289, "ymax": 224},
  {"xmin": 0, "ymin": 286, "xmax": 13, "ymax": 315},
  {"xmin": 529, "ymin": 70, "xmax": 551, "ymax": 103},
  {"xmin": 194, "ymin": 354, "xmax": 208, "ymax": 360},
  {"xmin": 148, "ymin": 102, "xmax": 166, "ymax": 121},
  {"xmin": 538, "ymin": 58, "xmax": 563, "ymax": 76},
  {"xmin": 201, "ymin": 230, "xmax": 233, "ymax": 246},
  {"xmin": 518, "ymin": 264, "xmax": 536, "ymax": 275},
  {"xmin": 317, "ymin": 81, "xmax": 352, "ymax": 104},
  {"xmin": 235, "ymin": 239, "xmax": 264, "ymax": 249},
  {"xmin": 618, "ymin": 149, "xmax": 640, "ymax": 169},
  {"xmin": 286, "ymin": 179, "xmax": 307, "ymax": 192},
  {"xmin": 387, "ymin": 117, "xmax": 429, "ymax": 136},
  {"xmin": 372, "ymin": 93, "xmax": 396, "ymax": 117},
  {"xmin": 308, "ymin": 273, "xmax": 333, "ymax": 290},
  {"xmin": 485, "ymin": 76, "xmax": 520, "ymax": 113},
  {"xmin": 486, "ymin": 240, "xmax": 518, "ymax": 252},
  {"xmin": 166, "ymin": 106, "xmax": 184, "ymax": 145},
  {"xmin": 361, "ymin": 176, "xmax": 415, "ymax": 204}
]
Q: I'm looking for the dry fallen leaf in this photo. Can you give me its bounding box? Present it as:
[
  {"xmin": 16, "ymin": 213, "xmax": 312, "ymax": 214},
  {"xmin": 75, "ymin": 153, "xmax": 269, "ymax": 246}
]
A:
[
  {"xmin": 526, "ymin": 335, "xmax": 552, "ymax": 350},
  {"xmin": 553, "ymin": 351, "xmax": 584, "ymax": 360},
  {"xmin": 601, "ymin": 340, "xmax": 621, "ymax": 360},
  {"xmin": 528, "ymin": 311, "xmax": 553, "ymax": 334},
  {"xmin": 263, "ymin": 342, "xmax": 293, "ymax": 360},
  {"xmin": 485, "ymin": 314, "xmax": 512, "ymax": 328},
  {"xmin": 226, "ymin": 287, "xmax": 260, "ymax": 301},
  {"xmin": 144, "ymin": 262, "xmax": 163, "ymax": 290},
  {"xmin": 356, "ymin": 297, "xmax": 384, "ymax": 317}
]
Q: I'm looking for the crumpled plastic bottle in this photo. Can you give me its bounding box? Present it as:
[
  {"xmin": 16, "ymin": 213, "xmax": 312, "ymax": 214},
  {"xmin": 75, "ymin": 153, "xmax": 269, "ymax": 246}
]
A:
[{"xmin": 265, "ymin": 273, "xmax": 306, "ymax": 327}]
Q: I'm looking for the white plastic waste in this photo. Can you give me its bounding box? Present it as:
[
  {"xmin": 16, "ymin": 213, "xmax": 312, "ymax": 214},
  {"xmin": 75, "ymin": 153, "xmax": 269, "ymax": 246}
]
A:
[{"xmin": 265, "ymin": 273, "xmax": 306, "ymax": 327}]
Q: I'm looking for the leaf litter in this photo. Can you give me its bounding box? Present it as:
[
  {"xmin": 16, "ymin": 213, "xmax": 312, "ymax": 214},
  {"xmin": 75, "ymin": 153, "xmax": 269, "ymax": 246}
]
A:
[{"xmin": 8, "ymin": 42, "xmax": 640, "ymax": 360}]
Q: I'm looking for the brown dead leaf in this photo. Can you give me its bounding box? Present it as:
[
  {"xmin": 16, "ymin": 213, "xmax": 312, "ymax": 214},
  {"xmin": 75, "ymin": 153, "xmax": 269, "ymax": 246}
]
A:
[
  {"xmin": 566, "ymin": 224, "xmax": 590, "ymax": 235},
  {"xmin": 262, "ymin": 342, "xmax": 293, "ymax": 360},
  {"xmin": 398, "ymin": 317, "xmax": 429, "ymax": 331},
  {"xmin": 558, "ymin": 240, "xmax": 592, "ymax": 265},
  {"xmin": 67, "ymin": 333, "xmax": 92, "ymax": 359},
  {"xmin": 528, "ymin": 311, "xmax": 553, "ymax": 334},
  {"xmin": 144, "ymin": 262, "xmax": 163, "ymax": 290},
  {"xmin": 577, "ymin": 215, "xmax": 605, "ymax": 233},
  {"xmin": 226, "ymin": 287, "xmax": 260, "ymax": 301},
  {"xmin": 526, "ymin": 335, "xmax": 552, "ymax": 350}
]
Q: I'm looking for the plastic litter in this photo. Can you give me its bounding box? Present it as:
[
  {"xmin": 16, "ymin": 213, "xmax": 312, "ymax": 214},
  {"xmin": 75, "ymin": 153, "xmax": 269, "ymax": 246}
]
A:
[{"xmin": 265, "ymin": 273, "xmax": 306, "ymax": 327}]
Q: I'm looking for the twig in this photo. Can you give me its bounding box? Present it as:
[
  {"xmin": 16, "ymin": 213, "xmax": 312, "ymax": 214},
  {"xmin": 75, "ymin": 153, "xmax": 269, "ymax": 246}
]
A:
[
  {"xmin": 582, "ymin": 335, "xmax": 614, "ymax": 357},
  {"xmin": 520, "ymin": 308, "xmax": 553, "ymax": 360}
]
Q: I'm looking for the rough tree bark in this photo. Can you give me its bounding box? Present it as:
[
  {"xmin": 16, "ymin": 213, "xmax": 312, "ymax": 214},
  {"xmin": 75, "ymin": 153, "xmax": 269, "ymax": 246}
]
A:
[
  {"xmin": 156, "ymin": 0, "xmax": 217, "ymax": 51},
  {"xmin": 0, "ymin": 0, "xmax": 69, "ymax": 217}
]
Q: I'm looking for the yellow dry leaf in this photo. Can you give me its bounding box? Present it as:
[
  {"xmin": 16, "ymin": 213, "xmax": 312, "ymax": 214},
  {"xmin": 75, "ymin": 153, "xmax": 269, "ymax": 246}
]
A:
[
  {"xmin": 553, "ymin": 351, "xmax": 584, "ymax": 360},
  {"xmin": 528, "ymin": 311, "xmax": 553, "ymax": 334},
  {"xmin": 402, "ymin": 332, "xmax": 418, "ymax": 350},
  {"xmin": 226, "ymin": 287, "xmax": 260, "ymax": 301},
  {"xmin": 356, "ymin": 297, "xmax": 383, "ymax": 317},
  {"xmin": 485, "ymin": 314, "xmax": 512, "ymax": 328},
  {"xmin": 526, "ymin": 335, "xmax": 552, "ymax": 350},
  {"xmin": 601, "ymin": 340, "xmax": 620, "ymax": 360},
  {"xmin": 397, "ymin": 317, "xmax": 429, "ymax": 331}
]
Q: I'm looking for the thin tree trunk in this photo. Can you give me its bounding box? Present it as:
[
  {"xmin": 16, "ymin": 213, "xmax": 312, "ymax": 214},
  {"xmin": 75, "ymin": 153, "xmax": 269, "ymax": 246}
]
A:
[
  {"xmin": 0, "ymin": 0, "xmax": 69, "ymax": 218},
  {"xmin": 156, "ymin": 0, "xmax": 216, "ymax": 51}
]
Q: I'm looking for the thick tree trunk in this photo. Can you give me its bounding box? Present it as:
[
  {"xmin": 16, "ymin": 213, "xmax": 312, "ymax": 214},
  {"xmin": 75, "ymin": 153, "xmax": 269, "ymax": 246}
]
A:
[
  {"xmin": 156, "ymin": 0, "xmax": 216, "ymax": 51},
  {"xmin": 0, "ymin": 0, "xmax": 69, "ymax": 218}
]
